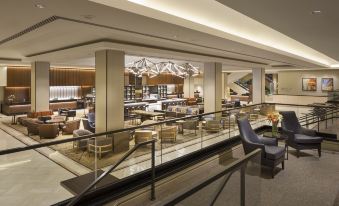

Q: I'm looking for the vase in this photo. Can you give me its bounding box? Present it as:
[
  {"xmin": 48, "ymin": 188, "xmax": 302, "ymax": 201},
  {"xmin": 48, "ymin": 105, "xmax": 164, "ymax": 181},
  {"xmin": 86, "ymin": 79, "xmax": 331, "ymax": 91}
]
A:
[{"xmin": 272, "ymin": 121, "xmax": 278, "ymax": 137}]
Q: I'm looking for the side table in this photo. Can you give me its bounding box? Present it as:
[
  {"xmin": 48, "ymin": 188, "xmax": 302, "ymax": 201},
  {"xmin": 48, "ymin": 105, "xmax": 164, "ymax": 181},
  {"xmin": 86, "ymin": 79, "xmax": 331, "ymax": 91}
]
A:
[{"xmin": 263, "ymin": 132, "xmax": 289, "ymax": 160}]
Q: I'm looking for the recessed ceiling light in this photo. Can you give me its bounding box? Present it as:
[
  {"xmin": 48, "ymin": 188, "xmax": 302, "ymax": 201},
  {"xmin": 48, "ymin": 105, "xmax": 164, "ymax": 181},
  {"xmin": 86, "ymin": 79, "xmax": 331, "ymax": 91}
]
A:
[
  {"xmin": 311, "ymin": 10, "xmax": 322, "ymax": 15},
  {"xmin": 35, "ymin": 3, "xmax": 45, "ymax": 9},
  {"xmin": 82, "ymin": 14, "xmax": 95, "ymax": 20}
]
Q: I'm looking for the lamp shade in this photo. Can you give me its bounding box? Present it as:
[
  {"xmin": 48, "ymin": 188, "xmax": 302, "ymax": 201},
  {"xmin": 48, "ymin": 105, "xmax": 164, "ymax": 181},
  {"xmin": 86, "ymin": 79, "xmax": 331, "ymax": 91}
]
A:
[{"xmin": 0, "ymin": 66, "xmax": 7, "ymax": 86}]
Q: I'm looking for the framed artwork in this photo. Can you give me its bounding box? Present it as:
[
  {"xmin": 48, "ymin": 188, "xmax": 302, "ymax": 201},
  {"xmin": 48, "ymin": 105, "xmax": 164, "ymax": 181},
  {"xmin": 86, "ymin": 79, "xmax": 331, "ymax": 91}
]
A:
[
  {"xmin": 302, "ymin": 78, "xmax": 317, "ymax": 91},
  {"xmin": 321, "ymin": 78, "xmax": 334, "ymax": 91}
]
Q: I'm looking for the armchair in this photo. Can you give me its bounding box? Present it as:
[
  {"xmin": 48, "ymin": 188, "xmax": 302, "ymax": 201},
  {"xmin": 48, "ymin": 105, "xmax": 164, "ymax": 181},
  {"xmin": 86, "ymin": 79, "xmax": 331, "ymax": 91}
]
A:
[
  {"xmin": 73, "ymin": 129, "xmax": 92, "ymax": 150},
  {"xmin": 159, "ymin": 126, "xmax": 177, "ymax": 142},
  {"xmin": 237, "ymin": 118, "xmax": 285, "ymax": 178},
  {"xmin": 62, "ymin": 119, "xmax": 81, "ymax": 135},
  {"xmin": 26, "ymin": 120, "xmax": 43, "ymax": 136},
  {"xmin": 38, "ymin": 124, "xmax": 59, "ymax": 139},
  {"xmin": 204, "ymin": 120, "xmax": 222, "ymax": 133},
  {"xmin": 280, "ymin": 111, "xmax": 323, "ymax": 158},
  {"xmin": 182, "ymin": 120, "xmax": 198, "ymax": 135},
  {"xmin": 88, "ymin": 137, "xmax": 113, "ymax": 159}
]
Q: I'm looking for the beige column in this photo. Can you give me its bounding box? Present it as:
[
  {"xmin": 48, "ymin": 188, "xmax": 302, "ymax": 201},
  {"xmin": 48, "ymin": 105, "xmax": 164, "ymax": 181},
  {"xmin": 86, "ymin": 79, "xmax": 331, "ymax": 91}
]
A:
[
  {"xmin": 184, "ymin": 76, "xmax": 194, "ymax": 98},
  {"xmin": 0, "ymin": 66, "xmax": 6, "ymax": 108},
  {"xmin": 204, "ymin": 62, "xmax": 222, "ymax": 114},
  {"xmin": 252, "ymin": 68, "xmax": 265, "ymax": 104},
  {"xmin": 95, "ymin": 50, "xmax": 125, "ymax": 132},
  {"xmin": 222, "ymin": 72, "xmax": 229, "ymax": 99},
  {"xmin": 31, "ymin": 62, "xmax": 50, "ymax": 112}
]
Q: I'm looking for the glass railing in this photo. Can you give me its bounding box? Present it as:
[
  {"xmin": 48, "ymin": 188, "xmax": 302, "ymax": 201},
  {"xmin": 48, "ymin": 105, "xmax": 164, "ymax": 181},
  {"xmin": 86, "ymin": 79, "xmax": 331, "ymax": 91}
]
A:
[
  {"xmin": 0, "ymin": 103, "xmax": 337, "ymax": 205},
  {"xmin": 160, "ymin": 149, "xmax": 262, "ymax": 206}
]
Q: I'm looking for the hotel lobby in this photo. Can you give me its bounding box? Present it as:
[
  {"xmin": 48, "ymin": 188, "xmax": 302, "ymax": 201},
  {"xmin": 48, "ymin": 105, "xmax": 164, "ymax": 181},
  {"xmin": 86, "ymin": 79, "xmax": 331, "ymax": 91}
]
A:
[{"xmin": 0, "ymin": 0, "xmax": 339, "ymax": 206}]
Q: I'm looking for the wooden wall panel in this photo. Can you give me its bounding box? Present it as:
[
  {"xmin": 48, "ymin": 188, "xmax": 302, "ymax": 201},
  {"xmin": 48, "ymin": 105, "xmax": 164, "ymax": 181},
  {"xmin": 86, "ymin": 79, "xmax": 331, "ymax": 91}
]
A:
[
  {"xmin": 4, "ymin": 87, "xmax": 30, "ymax": 103},
  {"xmin": 146, "ymin": 73, "xmax": 184, "ymax": 85},
  {"xmin": 7, "ymin": 67, "xmax": 31, "ymax": 87},
  {"xmin": 50, "ymin": 68, "xmax": 95, "ymax": 86}
]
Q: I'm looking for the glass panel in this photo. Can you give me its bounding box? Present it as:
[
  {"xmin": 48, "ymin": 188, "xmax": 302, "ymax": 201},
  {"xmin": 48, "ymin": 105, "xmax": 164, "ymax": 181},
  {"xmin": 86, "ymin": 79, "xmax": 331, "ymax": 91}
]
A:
[{"xmin": 165, "ymin": 150, "xmax": 262, "ymax": 206}]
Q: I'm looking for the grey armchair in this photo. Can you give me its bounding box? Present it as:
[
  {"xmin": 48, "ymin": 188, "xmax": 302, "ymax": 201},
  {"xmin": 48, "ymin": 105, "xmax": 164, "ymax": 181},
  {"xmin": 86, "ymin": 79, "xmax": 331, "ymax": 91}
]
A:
[
  {"xmin": 204, "ymin": 120, "xmax": 222, "ymax": 133},
  {"xmin": 280, "ymin": 111, "xmax": 323, "ymax": 158},
  {"xmin": 182, "ymin": 120, "xmax": 198, "ymax": 135},
  {"xmin": 237, "ymin": 118, "xmax": 285, "ymax": 178},
  {"xmin": 73, "ymin": 129, "xmax": 93, "ymax": 150}
]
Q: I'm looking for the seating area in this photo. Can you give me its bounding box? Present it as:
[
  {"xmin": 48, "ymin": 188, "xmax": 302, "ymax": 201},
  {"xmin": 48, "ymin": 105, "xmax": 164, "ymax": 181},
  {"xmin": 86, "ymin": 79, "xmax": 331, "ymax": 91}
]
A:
[
  {"xmin": 16, "ymin": 110, "xmax": 80, "ymax": 139},
  {"xmin": 237, "ymin": 110, "xmax": 326, "ymax": 178}
]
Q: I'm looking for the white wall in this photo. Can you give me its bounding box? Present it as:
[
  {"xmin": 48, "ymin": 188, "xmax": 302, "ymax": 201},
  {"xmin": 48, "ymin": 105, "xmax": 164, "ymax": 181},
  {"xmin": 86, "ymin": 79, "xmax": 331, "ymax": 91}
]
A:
[{"xmin": 278, "ymin": 69, "xmax": 339, "ymax": 96}]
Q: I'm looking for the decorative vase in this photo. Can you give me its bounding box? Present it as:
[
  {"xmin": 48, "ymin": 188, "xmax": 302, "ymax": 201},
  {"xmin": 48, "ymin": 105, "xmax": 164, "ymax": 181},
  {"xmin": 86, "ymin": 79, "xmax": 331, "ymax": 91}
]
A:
[{"xmin": 272, "ymin": 121, "xmax": 278, "ymax": 137}]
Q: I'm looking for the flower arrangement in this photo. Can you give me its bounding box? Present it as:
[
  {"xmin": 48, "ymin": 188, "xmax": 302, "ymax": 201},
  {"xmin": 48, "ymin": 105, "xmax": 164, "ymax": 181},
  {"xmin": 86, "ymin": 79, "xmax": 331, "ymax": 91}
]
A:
[
  {"xmin": 267, "ymin": 112, "xmax": 282, "ymax": 137},
  {"xmin": 267, "ymin": 112, "xmax": 282, "ymax": 124}
]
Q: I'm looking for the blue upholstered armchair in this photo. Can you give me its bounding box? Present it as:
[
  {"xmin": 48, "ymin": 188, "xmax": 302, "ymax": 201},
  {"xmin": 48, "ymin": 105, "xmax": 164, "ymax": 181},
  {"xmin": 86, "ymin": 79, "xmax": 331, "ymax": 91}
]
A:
[
  {"xmin": 280, "ymin": 111, "xmax": 323, "ymax": 158},
  {"xmin": 237, "ymin": 118, "xmax": 285, "ymax": 178}
]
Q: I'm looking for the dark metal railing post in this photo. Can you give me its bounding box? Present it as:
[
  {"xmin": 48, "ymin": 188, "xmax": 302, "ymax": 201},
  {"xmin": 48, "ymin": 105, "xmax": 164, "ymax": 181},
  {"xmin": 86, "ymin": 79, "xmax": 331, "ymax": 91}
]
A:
[
  {"xmin": 317, "ymin": 117, "xmax": 320, "ymax": 132},
  {"xmin": 240, "ymin": 166, "xmax": 245, "ymax": 206},
  {"xmin": 151, "ymin": 140, "xmax": 156, "ymax": 201},
  {"xmin": 325, "ymin": 113, "xmax": 328, "ymax": 129},
  {"xmin": 305, "ymin": 114, "xmax": 309, "ymax": 128}
]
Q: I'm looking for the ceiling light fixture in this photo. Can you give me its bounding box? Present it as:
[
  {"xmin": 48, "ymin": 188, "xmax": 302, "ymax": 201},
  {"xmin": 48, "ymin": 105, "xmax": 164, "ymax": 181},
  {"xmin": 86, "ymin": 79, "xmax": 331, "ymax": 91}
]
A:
[
  {"xmin": 126, "ymin": 58, "xmax": 200, "ymax": 78},
  {"xmin": 34, "ymin": 3, "xmax": 45, "ymax": 9}
]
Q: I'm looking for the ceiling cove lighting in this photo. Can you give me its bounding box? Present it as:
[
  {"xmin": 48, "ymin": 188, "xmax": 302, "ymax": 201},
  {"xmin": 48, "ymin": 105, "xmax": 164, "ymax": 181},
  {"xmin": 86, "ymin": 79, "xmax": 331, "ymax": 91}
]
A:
[
  {"xmin": 330, "ymin": 64, "xmax": 339, "ymax": 68},
  {"xmin": 122, "ymin": 0, "xmax": 338, "ymax": 66}
]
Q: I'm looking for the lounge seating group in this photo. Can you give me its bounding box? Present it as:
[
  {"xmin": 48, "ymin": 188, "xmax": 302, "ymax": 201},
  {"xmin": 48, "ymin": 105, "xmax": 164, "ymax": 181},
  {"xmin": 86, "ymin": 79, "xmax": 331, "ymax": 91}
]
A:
[
  {"xmin": 237, "ymin": 110, "xmax": 325, "ymax": 178},
  {"xmin": 73, "ymin": 129, "xmax": 130, "ymax": 159},
  {"xmin": 18, "ymin": 110, "xmax": 80, "ymax": 139}
]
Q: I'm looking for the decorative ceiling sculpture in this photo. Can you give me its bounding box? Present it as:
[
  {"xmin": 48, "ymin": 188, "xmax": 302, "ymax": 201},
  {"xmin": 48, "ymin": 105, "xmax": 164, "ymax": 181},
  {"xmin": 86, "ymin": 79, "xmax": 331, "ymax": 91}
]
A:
[
  {"xmin": 126, "ymin": 58, "xmax": 200, "ymax": 79},
  {"xmin": 126, "ymin": 58, "xmax": 156, "ymax": 77}
]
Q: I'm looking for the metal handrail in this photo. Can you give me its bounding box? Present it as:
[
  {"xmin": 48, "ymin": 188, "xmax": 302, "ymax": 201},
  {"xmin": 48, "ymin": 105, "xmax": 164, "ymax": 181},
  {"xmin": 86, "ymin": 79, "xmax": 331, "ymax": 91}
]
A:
[
  {"xmin": 0, "ymin": 103, "xmax": 263, "ymax": 156},
  {"xmin": 0, "ymin": 103, "xmax": 336, "ymax": 156},
  {"xmin": 161, "ymin": 149, "xmax": 261, "ymax": 206},
  {"xmin": 67, "ymin": 138, "xmax": 157, "ymax": 206}
]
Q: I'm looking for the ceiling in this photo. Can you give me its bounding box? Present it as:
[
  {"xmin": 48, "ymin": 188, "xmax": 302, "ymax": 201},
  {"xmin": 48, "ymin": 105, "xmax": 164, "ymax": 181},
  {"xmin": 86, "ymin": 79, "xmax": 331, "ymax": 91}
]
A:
[
  {"xmin": 218, "ymin": 0, "xmax": 339, "ymax": 61},
  {"xmin": 0, "ymin": 0, "xmax": 337, "ymax": 70}
]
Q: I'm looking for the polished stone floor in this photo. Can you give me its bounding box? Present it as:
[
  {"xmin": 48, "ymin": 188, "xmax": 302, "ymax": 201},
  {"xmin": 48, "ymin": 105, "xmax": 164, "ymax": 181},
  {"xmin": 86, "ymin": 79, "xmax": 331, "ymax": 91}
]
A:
[{"xmin": 0, "ymin": 128, "xmax": 74, "ymax": 206}]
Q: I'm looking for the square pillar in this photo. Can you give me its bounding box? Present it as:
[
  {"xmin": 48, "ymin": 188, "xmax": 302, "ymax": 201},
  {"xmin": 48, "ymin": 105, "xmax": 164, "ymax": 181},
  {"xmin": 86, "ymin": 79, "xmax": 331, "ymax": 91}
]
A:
[
  {"xmin": 31, "ymin": 62, "xmax": 50, "ymax": 112},
  {"xmin": 184, "ymin": 76, "xmax": 194, "ymax": 98},
  {"xmin": 204, "ymin": 62, "xmax": 222, "ymax": 114},
  {"xmin": 95, "ymin": 50, "xmax": 125, "ymax": 132},
  {"xmin": 252, "ymin": 68, "xmax": 265, "ymax": 104}
]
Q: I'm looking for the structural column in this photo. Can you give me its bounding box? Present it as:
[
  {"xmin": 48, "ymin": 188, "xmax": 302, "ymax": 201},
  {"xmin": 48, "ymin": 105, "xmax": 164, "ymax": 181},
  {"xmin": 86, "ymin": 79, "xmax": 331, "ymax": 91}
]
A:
[
  {"xmin": 0, "ymin": 66, "xmax": 6, "ymax": 113},
  {"xmin": 183, "ymin": 76, "xmax": 194, "ymax": 98},
  {"xmin": 203, "ymin": 62, "xmax": 222, "ymax": 114},
  {"xmin": 95, "ymin": 50, "xmax": 125, "ymax": 132},
  {"xmin": 31, "ymin": 62, "xmax": 50, "ymax": 112},
  {"xmin": 252, "ymin": 68, "xmax": 265, "ymax": 104},
  {"xmin": 222, "ymin": 72, "xmax": 229, "ymax": 100}
]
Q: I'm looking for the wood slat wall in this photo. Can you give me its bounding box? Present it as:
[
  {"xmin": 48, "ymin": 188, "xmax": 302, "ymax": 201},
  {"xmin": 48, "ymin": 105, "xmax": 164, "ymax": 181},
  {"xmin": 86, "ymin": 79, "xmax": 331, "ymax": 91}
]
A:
[
  {"xmin": 50, "ymin": 68, "xmax": 95, "ymax": 86},
  {"xmin": 7, "ymin": 67, "xmax": 31, "ymax": 87},
  {"xmin": 146, "ymin": 73, "xmax": 184, "ymax": 85},
  {"xmin": 7, "ymin": 67, "xmax": 96, "ymax": 87}
]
